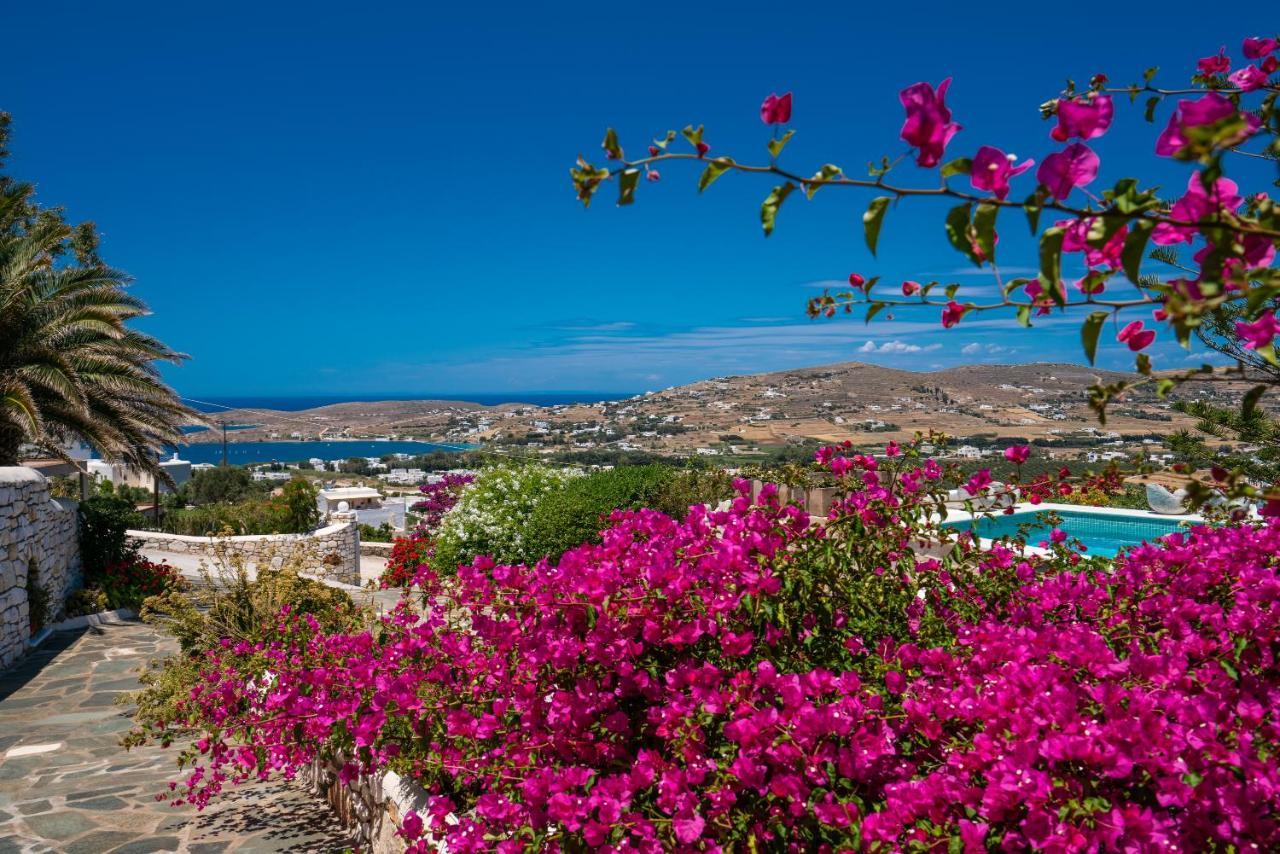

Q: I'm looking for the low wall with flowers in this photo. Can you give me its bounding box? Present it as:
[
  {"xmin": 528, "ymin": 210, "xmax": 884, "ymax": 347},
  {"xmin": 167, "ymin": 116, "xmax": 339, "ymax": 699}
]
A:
[
  {"xmin": 128, "ymin": 517, "xmax": 360, "ymax": 585},
  {"xmin": 0, "ymin": 467, "xmax": 82, "ymax": 670},
  {"xmin": 302, "ymin": 758, "xmax": 430, "ymax": 853}
]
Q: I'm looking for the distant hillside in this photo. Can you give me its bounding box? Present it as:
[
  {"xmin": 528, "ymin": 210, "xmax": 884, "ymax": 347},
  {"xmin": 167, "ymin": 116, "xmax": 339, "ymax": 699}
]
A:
[{"xmin": 186, "ymin": 360, "xmax": 1248, "ymax": 452}]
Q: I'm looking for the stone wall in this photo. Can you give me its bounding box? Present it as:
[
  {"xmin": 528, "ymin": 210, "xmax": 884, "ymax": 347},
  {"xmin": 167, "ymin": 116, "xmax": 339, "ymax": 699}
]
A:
[
  {"xmin": 358, "ymin": 540, "xmax": 396, "ymax": 558},
  {"xmin": 128, "ymin": 517, "xmax": 360, "ymax": 585},
  {"xmin": 1, "ymin": 467, "xmax": 82, "ymax": 670}
]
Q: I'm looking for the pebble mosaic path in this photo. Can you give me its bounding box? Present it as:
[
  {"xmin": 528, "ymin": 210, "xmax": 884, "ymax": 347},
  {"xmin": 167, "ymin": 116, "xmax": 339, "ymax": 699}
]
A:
[{"xmin": 0, "ymin": 621, "xmax": 350, "ymax": 853}]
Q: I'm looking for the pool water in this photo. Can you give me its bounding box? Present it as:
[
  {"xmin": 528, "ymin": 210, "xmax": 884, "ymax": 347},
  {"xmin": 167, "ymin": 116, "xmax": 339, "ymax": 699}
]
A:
[{"xmin": 943, "ymin": 508, "xmax": 1192, "ymax": 558}]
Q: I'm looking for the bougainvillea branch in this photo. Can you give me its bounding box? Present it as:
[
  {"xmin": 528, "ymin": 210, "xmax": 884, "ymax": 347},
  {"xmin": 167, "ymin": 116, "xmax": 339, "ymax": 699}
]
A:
[{"xmin": 572, "ymin": 36, "xmax": 1280, "ymax": 432}]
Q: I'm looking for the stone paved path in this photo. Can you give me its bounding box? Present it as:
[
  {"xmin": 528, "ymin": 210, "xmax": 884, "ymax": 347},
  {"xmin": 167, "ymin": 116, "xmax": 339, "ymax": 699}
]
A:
[{"xmin": 0, "ymin": 622, "xmax": 350, "ymax": 852}]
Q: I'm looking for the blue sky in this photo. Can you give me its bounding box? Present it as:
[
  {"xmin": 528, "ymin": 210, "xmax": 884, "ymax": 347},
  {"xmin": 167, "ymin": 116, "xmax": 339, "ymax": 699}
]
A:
[{"xmin": 5, "ymin": 1, "xmax": 1273, "ymax": 396}]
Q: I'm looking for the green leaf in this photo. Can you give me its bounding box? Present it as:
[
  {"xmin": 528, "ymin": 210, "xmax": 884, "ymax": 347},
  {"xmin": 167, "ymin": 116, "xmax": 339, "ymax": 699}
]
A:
[
  {"xmin": 940, "ymin": 157, "xmax": 972, "ymax": 179},
  {"xmin": 617, "ymin": 169, "xmax": 640, "ymax": 206},
  {"xmin": 1023, "ymin": 191, "xmax": 1044, "ymax": 236},
  {"xmin": 698, "ymin": 158, "xmax": 734, "ymax": 193},
  {"xmin": 652, "ymin": 130, "xmax": 677, "ymax": 150},
  {"xmin": 602, "ymin": 128, "xmax": 623, "ymax": 160},
  {"xmin": 973, "ymin": 203, "xmax": 998, "ymax": 265},
  {"xmin": 944, "ymin": 202, "xmax": 979, "ymax": 265},
  {"xmin": 760, "ymin": 182, "xmax": 796, "ymax": 237},
  {"xmin": 1121, "ymin": 220, "xmax": 1155, "ymax": 284},
  {"xmin": 767, "ymin": 129, "xmax": 795, "ymax": 159},
  {"xmin": 1039, "ymin": 227, "xmax": 1066, "ymax": 304},
  {"xmin": 863, "ymin": 196, "xmax": 891, "ymax": 257},
  {"xmin": 1144, "ymin": 96, "xmax": 1160, "ymax": 123},
  {"xmin": 945, "ymin": 283, "xmax": 960, "ymax": 299},
  {"xmin": 681, "ymin": 124, "xmax": 704, "ymax": 148},
  {"xmin": 1016, "ymin": 304, "xmax": 1032, "ymax": 327},
  {"xmin": 1081, "ymin": 311, "xmax": 1110, "ymax": 365},
  {"xmin": 1242, "ymin": 384, "xmax": 1267, "ymax": 418},
  {"xmin": 865, "ymin": 302, "xmax": 887, "ymax": 324},
  {"xmin": 805, "ymin": 164, "xmax": 843, "ymax": 199}
]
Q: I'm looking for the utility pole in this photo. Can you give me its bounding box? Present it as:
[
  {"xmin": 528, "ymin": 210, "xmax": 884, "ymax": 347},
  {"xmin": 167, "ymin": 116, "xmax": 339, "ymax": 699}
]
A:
[{"xmin": 220, "ymin": 420, "xmax": 228, "ymax": 467}]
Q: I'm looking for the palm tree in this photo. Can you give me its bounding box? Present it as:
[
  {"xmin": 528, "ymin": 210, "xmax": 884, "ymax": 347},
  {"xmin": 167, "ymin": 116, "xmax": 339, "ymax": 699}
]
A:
[{"xmin": 0, "ymin": 115, "xmax": 200, "ymax": 472}]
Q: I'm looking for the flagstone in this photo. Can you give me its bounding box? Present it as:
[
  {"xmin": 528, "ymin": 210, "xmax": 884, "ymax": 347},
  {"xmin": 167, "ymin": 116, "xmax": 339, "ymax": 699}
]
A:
[{"xmin": 0, "ymin": 621, "xmax": 349, "ymax": 851}]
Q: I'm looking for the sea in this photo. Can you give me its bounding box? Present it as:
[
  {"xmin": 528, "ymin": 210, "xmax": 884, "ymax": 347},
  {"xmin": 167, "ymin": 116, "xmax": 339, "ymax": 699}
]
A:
[
  {"xmin": 163, "ymin": 391, "xmax": 636, "ymax": 466},
  {"xmin": 174, "ymin": 439, "xmax": 470, "ymax": 467}
]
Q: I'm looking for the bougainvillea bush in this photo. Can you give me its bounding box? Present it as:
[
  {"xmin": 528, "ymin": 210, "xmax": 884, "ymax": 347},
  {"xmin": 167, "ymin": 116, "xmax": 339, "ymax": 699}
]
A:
[
  {"xmin": 411, "ymin": 473, "xmax": 475, "ymax": 533},
  {"xmin": 139, "ymin": 438, "xmax": 1280, "ymax": 850}
]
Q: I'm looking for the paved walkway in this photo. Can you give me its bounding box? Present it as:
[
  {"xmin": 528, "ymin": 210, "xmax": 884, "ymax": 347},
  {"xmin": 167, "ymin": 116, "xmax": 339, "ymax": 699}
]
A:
[{"xmin": 0, "ymin": 622, "xmax": 350, "ymax": 853}]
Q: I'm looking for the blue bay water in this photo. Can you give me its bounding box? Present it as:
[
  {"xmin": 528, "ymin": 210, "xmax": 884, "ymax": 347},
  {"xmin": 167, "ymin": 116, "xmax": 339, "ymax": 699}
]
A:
[{"xmin": 172, "ymin": 440, "xmax": 472, "ymax": 466}]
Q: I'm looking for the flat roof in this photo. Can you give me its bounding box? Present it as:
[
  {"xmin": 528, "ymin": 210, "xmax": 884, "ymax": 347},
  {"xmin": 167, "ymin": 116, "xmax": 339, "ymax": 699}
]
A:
[{"xmin": 318, "ymin": 486, "xmax": 382, "ymax": 499}]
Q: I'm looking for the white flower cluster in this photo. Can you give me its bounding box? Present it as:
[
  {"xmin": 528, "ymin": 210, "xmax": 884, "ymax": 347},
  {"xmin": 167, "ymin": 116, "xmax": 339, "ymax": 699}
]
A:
[{"xmin": 433, "ymin": 462, "xmax": 582, "ymax": 566}]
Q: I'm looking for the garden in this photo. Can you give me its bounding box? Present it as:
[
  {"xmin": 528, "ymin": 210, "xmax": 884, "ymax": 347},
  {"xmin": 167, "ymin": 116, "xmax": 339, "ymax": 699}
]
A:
[{"xmin": 104, "ymin": 34, "xmax": 1280, "ymax": 852}]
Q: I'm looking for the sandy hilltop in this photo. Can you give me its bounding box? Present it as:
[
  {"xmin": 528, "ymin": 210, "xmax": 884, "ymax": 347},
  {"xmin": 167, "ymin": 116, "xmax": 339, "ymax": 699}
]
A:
[{"xmin": 183, "ymin": 361, "xmax": 1254, "ymax": 459}]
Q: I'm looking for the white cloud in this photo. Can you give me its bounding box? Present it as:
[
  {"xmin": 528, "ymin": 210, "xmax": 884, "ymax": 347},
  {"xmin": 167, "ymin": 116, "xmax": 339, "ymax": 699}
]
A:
[
  {"xmin": 858, "ymin": 339, "xmax": 942, "ymax": 354},
  {"xmin": 961, "ymin": 341, "xmax": 1013, "ymax": 356}
]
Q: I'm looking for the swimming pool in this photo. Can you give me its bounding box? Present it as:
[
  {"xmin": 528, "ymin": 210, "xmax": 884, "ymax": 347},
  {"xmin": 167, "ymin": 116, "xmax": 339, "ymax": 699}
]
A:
[{"xmin": 942, "ymin": 505, "xmax": 1197, "ymax": 558}]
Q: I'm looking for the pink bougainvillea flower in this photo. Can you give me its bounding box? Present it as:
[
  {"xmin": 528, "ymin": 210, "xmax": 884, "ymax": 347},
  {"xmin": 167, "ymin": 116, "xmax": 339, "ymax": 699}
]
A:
[
  {"xmin": 901, "ymin": 280, "xmax": 920, "ymax": 296},
  {"xmin": 1117, "ymin": 320, "xmax": 1155, "ymax": 351},
  {"xmin": 1229, "ymin": 64, "xmax": 1269, "ymax": 91},
  {"xmin": 1198, "ymin": 47, "xmax": 1231, "ymax": 76},
  {"xmin": 970, "ymin": 145, "xmax": 1034, "ymax": 200},
  {"xmin": 646, "ymin": 170, "xmax": 661, "ymax": 183},
  {"xmin": 760, "ymin": 92, "xmax": 793, "ymax": 125},
  {"xmin": 899, "ymin": 78, "xmax": 961, "ymax": 167},
  {"xmin": 1050, "ymin": 95, "xmax": 1114, "ymax": 141},
  {"xmin": 1004, "ymin": 445, "xmax": 1030, "ymax": 464},
  {"xmin": 963, "ymin": 468, "xmax": 992, "ymax": 496},
  {"xmin": 400, "ymin": 811, "xmax": 425, "ymax": 840},
  {"xmin": 1155, "ymin": 93, "xmax": 1261, "ymax": 156},
  {"xmin": 673, "ymin": 812, "xmax": 706, "ymax": 843},
  {"xmin": 1036, "ymin": 143, "xmax": 1099, "ymax": 200},
  {"xmin": 941, "ymin": 300, "xmax": 966, "ymax": 328},
  {"xmin": 1057, "ymin": 217, "xmax": 1126, "ymax": 269},
  {"xmin": 1236, "ymin": 310, "xmax": 1280, "ymax": 350},
  {"xmin": 1152, "ymin": 172, "xmax": 1243, "ymax": 245},
  {"xmin": 848, "ymin": 273, "xmax": 865, "ymax": 289},
  {"xmin": 1243, "ymin": 36, "xmax": 1278, "ymax": 58},
  {"xmin": 695, "ymin": 140, "xmax": 710, "ymax": 157}
]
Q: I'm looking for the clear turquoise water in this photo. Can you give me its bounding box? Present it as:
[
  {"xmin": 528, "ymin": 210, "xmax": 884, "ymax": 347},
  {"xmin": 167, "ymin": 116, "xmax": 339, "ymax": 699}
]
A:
[{"xmin": 943, "ymin": 508, "xmax": 1191, "ymax": 558}]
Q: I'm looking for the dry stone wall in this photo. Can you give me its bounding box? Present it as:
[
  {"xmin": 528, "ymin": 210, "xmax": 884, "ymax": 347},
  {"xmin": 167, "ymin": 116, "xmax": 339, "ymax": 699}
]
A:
[
  {"xmin": 1, "ymin": 467, "xmax": 82, "ymax": 669},
  {"xmin": 128, "ymin": 517, "xmax": 360, "ymax": 585}
]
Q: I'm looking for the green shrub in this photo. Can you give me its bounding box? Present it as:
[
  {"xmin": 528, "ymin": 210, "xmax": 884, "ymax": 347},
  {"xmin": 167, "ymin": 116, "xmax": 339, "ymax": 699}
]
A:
[
  {"xmin": 522, "ymin": 465, "xmax": 675, "ymax": 562},
  {"xmin": 649, "ymin": 466, "xmax": 735, "ymax": 518},
  {"xmin": 359, "ymin": 522, "xmax": 396, "ymax": 542},
  {"xmin": 78, "ymin": 494, "xmax": 143, "ymax": 574},
  {"xmin": 186, "ymin": 466, "xmax": 259, "ymax": 505},
  {"xmin": 157, "ymin": 477, "xmax": 318, "ymax": 535}
]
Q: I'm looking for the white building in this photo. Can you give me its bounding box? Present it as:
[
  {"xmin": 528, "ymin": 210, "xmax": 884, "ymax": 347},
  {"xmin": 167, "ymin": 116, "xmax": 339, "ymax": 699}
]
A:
[
  {"xmin": 316, "ymin": 486, "xmax": 407, "ymax": 530},
  {"xmin": 87, "ymin": 452, "xmax": 193, "ymax": 494}
]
